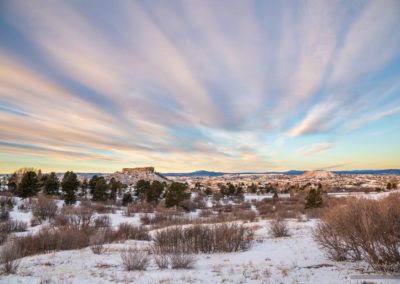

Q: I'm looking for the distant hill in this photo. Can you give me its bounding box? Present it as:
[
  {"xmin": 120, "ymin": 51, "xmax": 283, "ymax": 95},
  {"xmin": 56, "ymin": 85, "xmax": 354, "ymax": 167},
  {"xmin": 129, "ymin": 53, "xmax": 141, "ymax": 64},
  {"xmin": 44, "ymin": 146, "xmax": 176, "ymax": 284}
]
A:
[
  {"xmin": 162, "ymin": 169, "xmax": 400, "ymax": 176},
  {"xmin": 162, "ymin": 170, "xmax": 307, "ymax": 176},
  {"xmin": 297, "ymin": 170, "xmax": 336, "ymax": 179},
  {"xmin": 332, "ymin": 169, "xmax": 400, "ymax": 175},
  {"xmin": 2, "ymin": 169, "xmax": 399, "ymax": 177},
  {"xmin": 163, "ymin": 170, "xmax": 225, "ymax": 177}
]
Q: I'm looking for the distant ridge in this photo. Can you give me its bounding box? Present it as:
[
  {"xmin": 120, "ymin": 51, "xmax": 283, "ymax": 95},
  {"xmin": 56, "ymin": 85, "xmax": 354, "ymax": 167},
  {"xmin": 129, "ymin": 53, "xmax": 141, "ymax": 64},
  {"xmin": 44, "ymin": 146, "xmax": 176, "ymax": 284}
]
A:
[
  {"xmin": 162, "ymin": 169, "xmax": 400, "ymax": 176},
  {"xmin": 1, "ymin": 169, "xmax": 399, "ymax": 176}
]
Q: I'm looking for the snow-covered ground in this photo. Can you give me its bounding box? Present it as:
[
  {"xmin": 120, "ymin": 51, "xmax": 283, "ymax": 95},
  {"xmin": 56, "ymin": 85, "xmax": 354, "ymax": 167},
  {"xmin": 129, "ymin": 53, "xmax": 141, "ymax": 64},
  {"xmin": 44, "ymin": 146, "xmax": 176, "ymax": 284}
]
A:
[
  {"xmin": 2, "ymin": 218, "xmax": 398, "ymax": 283},
  {"xmin": 1, "ymin": 195, "xmax": 399, "ymax": 283},
  {"xmin": 327, "ymin": 189, "xmax": 400, "ymax": 200}
]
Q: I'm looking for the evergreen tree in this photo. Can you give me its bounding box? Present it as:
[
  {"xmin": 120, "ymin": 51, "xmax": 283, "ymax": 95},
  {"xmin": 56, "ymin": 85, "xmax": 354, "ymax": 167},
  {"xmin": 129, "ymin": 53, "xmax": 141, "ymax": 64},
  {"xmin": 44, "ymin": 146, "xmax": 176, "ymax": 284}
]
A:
[
  {"xmin": 135, "ymin": 180, "xmax": 150, "ymax": 200},
  {"xmin": 89, "ymin": 175, "xmax": 99, "ymax": 195},
  {"xmin": 305, "ymin": 188, "xmax": 323, "ymax": 209},
  {"xmin": 80, "ymin": 177, "xmax": 89, "ymax": 197},
  {"xmin": 17, "ymin": 171, "xmax": 39, "ymax": 198},
  {"xmin": 219, "ymin": 184, "xmax": 228, "ymax": 197},
  {"xmin": 92, "ymin": 177, "xmax": 108, "ymax": 201},
  {"xmin": 61, "ymin": 171, "xmax": 79, "ymax": 205},
  {"xmin": 248, "ymin": 183, "xmax": 257, "ymax": 194},
  {"xmin": 7, "ymin": 173, "xmax": 18, "ymax": 193},
  {"xmin": 227, "ymin": 183, "xmax": 236, "ymax": 196},
  {"xmin": 146, "ymin": 180, "xmax": 164, "ymax": 204},
  {"xmin": 235, "ymin": 185, "xmax": 244, "ymax": 197},
  {"xmin": 122, "ymin": 193, "xmax": 132, "ymax": 206},
  {"xmin": 165, "ymin": 182, "xmax": 187, "ymax": 208},
  {"xmin": 204, "ymin": 187, "xmax": 213, "ymax": 196},
  {"xmin": 109, "ymin": 178, "xmax": 122, "ymax": 201},
  {"xmin": 44, "ymin": 172, "xmax": 59, "ymax": 195}
]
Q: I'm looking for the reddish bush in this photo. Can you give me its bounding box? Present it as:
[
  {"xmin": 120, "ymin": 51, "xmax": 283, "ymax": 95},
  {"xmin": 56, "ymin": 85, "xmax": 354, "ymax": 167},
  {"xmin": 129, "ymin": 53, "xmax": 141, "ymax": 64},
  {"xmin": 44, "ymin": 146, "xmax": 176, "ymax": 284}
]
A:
[{"xmin": 314, "ymin": 194, "xmax": 400, "ymax": 272}]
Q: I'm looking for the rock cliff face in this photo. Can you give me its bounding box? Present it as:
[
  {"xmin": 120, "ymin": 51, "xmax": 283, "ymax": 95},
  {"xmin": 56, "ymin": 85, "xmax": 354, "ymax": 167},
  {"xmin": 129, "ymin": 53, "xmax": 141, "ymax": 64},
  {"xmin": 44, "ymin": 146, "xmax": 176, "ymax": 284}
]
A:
[
  {"xmin": 113, "ymin": 167, "xmax": 168, "ymax": 185},
  {"xmin": 122, "ymin": 167, "xmax": 154, "ymax": 174}
]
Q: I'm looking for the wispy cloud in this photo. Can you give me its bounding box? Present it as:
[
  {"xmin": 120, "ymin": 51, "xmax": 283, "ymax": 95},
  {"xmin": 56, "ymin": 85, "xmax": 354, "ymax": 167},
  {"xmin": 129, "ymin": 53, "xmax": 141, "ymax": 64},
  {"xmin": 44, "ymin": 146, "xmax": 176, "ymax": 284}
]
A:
[
  {"xmin": 296, "ymin": 142, "xmax": 335, "ymax": 156},
  {"xmin": 0, "ymin": 0, "xmax": 399, "ymax": 172}
]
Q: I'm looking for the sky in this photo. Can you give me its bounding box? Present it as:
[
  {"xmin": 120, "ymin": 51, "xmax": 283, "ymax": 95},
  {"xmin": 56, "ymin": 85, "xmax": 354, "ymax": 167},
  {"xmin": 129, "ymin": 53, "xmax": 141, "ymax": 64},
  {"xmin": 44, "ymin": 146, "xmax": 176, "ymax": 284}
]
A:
[{"xmin": 0, "ymin": 0, "xmax": 400, "ymax": 173}]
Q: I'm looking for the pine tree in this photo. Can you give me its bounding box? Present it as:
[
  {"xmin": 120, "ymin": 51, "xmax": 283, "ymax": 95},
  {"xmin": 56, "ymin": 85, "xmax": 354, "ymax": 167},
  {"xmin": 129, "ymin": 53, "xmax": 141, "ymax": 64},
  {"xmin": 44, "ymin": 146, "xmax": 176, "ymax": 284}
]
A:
[
  {"xmin": 165, "ymin": 182, "xmax": 187, "ymax": 208},
  {"xmin": 7, "ymin": 173, "xmax": 18, "ymax": 194},
  {"xmin": 89, "ymin": 175, "xmax": 99, "ymax": 195},
  {"xmin": 92, "ymin": 177, "xmax": 108, "ymax": 201},
  {"xmin": 61, "ymin": 171, "xmax": 79, "ymax": 205},
  {"xmin": 305, "ymin": 188, "xmax": 323, "ymax": 209},
  {"xmin": 135, "ymin": 180, "xmax": 150, "ymax": 200},
  {"xmin": 17, "ymin": 171, "xmax": 39, "ymax": 198},
  {"xmin": 44, "ymin": 172, "xmax": 59, "ymax": 195},
  {"xmin": 122, "ymin": 193, "xmax": 132, "ymax": 206},
  {"xmin": 109, "ymin": 178, "xmax": 122, "ymax": 201},
  {"xmin": 81, "ymin": 178, "xmax": 89, "ymax": 197},
  {"xmin": 146, "ymin": 180, "xmax": 164, "ymax": 204}
]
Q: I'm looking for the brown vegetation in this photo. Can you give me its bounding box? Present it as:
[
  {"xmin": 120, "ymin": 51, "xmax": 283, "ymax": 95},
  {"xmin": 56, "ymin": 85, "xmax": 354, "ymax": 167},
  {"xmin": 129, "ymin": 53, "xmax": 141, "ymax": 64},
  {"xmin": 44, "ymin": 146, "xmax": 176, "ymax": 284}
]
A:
[{"xmin": 314, "ymin": 194, "xmax": 400, "ymax": 272}]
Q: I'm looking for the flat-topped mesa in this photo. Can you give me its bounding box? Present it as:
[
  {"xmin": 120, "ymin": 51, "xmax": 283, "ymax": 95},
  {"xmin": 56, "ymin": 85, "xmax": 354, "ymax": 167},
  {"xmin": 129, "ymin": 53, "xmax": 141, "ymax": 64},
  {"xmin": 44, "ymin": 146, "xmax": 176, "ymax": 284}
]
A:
[
  {"xmin": 113, "ymin": 167, "xmax": 168, "ymax": 185},
  {"xmin": 122, "ymin": 167, "xmax": 154, "ymax": 174}
]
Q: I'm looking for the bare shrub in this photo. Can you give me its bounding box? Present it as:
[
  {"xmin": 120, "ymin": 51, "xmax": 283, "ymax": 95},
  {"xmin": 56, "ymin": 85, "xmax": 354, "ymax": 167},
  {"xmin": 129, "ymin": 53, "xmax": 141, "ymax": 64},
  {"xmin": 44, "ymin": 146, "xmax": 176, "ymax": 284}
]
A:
[
  {"xmin": 153, "ymin": 253, "xmax": 169, "ymax": 269},
  {"xmin": 255, "ymin": 196, "xmax": 306, "ymax": 219},
  {"xmin": 180, "ymin": 199, "xmax": 197, "ymax": 212},
  {"xmin": 55, "ymin": 206, "xmax": 93, "ymax": 230},
  {"xmin": 30, "ymin": 216, "xmax": 41, "ymax": 227},
  {"xmin": 140, "ymin": 212, "xmax": 189, "ymax": 228},
  {"xmin": 0, "ymin": 220, "xmax": 27, "ymax": 234},
  {"xmin": 13, "ymin": 226, "xmax": 90, "ymax": 258},
  {"xmin": 124, "ymin": 203, "xmax": 136, "ymax": 217},
  {"xmin": 124, "ymin": 202, "xmax": 155, "ymax": 216},
  {"xmin": 121, "ymin": 248, "xmax": 149, "ymax": 271},
  {"xmin": 153, "ymin": 223, "xmax": 254, "ymax": 254},
  {"xmin": 17, "ymin": 198, "xmax": 36, "ymax": 212},
  {"xmin": 269, "ymin": 218, "xmax": 290, "ymax": 237},
  {"xmin": 314, "ymin": 195, "xmax": 400, "ymax": 271},
  {"xmin": 0, "ymin": 197, "xmax": 16, "ymax": 211},
  {"xmin": 90, "ymin": 232, "xmax": 106, "ymax": 255},
  {"xmin": 91, "ymin": 202, "xmax": 115, "ymax": 214},
  {"xmin": 0, "ymin": 208, "xmax": 9, "ymax": 222},
  {"xmin": 115, "ymin": 223, "xmax": 150, "ymax": 241},
  {"xmin": 0, "ymin": 242, "xmax": 21, "ymax": 274},
  {"xmin": 233, "ymin": 209, "xmax": 257, "ymax": 222},
  {"xmin": 32, "ymin": 195, "xmax": 58, "ymax": 221},
  {"xmin": 93, "ymin": 215, "xmax": 111, "ymax": 231},
  {"xmin": 170, "ymin": 252, "xmax": 196, "ymax": 269},
  {"xmin": 199, "ymin": 209, "xmax": 213, "ymax": 218}
]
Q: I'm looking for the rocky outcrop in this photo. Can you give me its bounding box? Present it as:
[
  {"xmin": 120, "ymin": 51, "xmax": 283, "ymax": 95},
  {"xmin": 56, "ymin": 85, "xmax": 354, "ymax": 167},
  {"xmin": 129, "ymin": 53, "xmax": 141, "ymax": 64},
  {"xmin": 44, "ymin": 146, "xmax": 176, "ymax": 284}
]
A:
[{"xmin": 113, "ymin": 167, "xmax": 168, "ymax": 185}]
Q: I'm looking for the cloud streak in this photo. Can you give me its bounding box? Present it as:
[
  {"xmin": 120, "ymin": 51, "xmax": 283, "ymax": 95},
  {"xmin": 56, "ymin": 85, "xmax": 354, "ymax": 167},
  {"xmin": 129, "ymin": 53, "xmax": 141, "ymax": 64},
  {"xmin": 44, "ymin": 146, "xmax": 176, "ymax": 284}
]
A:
[
  {"xmin": 296, "ymin": 142, "xmax": 335, "ymax": 157},
  {"xmin": 0, "ymin": 0, "xmax": 400, "ymax": 172}
]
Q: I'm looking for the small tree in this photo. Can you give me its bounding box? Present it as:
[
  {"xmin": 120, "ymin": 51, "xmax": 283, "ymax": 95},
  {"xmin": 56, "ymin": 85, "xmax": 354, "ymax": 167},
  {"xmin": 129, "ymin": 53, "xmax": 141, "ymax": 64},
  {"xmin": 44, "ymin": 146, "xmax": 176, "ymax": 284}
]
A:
[
  {"xmin": 135, "ymin": 180, "xmax": 150, "ymax": 200},
  {"xmin": 146, "ymin": 180, "xmax": 164, "ymax": 204},
  {"xmin": 7, "ymin": 173, "xmax": 18, "ymax": 194},
  {"xmin": 92, "ymin": 177, "xmax": 108, "ymax": 201},
  {"xmin": 61, "ymin": 171, "xmax": 79, "ymax": 205},
  {"xmin": 122, "ymin": 193, "xmax": 133, "ymax": 206},
  {"xmin": 44, "ymin": 172, "xmax": 59, "ymax": 195},
  {"xmin": 165, "ymin": 182, "xmax": 188, "ymax": 208},
  {"xmin": 248, "ymin": 183, "xmax": 257, "ymax": 194},
  {"xmin": 80, "ymin": 177, "xmax": 89, "ymax": 197},
  {"xmin": 204, "ymin": 187, "xmax": 213, "ymax": 196},
  {"xmin": 89, "ymin": 175, "xmax": 99, "ymax": 195},
  {"xmin": 305, "ymin": 188, "xmax": 323, "ymax": 209},
  {"xmin": 17, "ymin": 171, "xmax": 39, "ymax": 198},
  {"xmin": 110, "ymin": 178, "xmax": 122, "ymax": 201}
]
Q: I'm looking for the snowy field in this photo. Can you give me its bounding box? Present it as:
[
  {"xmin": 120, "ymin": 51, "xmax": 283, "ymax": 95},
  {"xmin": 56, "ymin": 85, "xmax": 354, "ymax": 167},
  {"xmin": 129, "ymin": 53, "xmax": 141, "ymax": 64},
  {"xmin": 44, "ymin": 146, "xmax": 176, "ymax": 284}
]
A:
[{"xmin": 1, "ymin": 195, "xmax": 399, "ymax": 283}]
